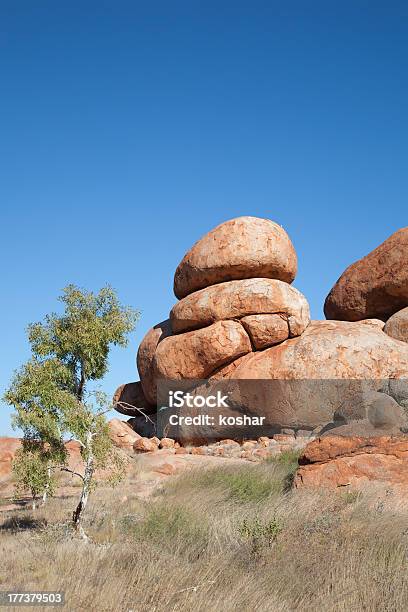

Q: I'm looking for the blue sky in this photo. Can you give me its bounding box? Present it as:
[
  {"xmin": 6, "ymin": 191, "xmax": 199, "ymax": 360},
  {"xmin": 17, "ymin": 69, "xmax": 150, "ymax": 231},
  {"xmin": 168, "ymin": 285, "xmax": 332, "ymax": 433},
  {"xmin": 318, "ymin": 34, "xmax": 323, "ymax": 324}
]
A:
[{"xmin": 1, "ymin": 1, "xmax": 407, "ymax": 435}]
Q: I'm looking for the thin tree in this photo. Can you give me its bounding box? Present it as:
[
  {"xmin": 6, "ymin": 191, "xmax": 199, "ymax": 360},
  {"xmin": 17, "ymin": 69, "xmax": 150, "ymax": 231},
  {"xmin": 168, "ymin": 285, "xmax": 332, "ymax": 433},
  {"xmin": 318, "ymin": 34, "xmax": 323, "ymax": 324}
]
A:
[{"xmin": 5, "ymin": 284, "xmax": 139, "ymax": 537}]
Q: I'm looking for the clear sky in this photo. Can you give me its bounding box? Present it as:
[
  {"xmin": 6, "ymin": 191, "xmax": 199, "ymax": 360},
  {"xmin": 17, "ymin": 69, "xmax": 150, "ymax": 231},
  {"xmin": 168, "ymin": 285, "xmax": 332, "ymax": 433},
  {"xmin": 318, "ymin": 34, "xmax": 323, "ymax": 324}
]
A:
[{"xmin": 1, "ymin": 1, "xmax": 407, "ymax": 435}]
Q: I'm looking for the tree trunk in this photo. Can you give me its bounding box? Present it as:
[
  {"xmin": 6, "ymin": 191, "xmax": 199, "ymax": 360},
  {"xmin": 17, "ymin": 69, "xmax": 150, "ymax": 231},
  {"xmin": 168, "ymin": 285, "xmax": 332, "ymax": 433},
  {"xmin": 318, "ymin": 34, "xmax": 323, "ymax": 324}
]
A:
[
  {"xmin": 42, "ymin": 465, "xmax": 52, "ymax": 505},
  {"xmin": 72, "ymin": 430, "xmax": 93, "ymax": 540}
]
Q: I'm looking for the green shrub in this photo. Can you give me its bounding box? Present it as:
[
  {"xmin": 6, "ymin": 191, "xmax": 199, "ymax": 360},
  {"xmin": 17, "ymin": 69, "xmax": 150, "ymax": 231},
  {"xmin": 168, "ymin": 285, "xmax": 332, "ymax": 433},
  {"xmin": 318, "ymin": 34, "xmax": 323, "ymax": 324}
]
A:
[{"xmin": 238, "ymin": 516, "xmax": 283, "ymax": 556}]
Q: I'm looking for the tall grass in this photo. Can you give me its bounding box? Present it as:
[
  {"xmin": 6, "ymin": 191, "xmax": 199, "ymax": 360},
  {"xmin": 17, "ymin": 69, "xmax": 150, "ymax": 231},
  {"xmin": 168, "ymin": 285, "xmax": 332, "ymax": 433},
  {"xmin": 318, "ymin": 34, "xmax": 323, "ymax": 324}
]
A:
[{"xmin": 1, "ymin": 458, "xmax": 408, "ymax": 611}]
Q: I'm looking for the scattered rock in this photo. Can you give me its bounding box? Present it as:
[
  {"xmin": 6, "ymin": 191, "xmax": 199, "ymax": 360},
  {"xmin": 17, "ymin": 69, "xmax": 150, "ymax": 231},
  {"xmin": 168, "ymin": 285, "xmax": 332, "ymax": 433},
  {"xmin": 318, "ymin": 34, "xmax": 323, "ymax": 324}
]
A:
[
  {"xmin": 133, "ymin": 438, "xmax": 158, "ymax": 453},
  {"xmin": 324, "ymin": 227, "xmax": 408, "ymax": 321},
  {"xmin": 191, "ymin": 447, "xmax": 207, "ymax": 455},
  {"xmin": 175, "ymin": 447, "xmax": 188, "ymax": 455},
  {"xmin": 159, "ymin": 438, "xmax": 175, "ymax": 449},
  {"xmin": 173, "ymin": 216, "xmax": 297, "ymax": 299}
]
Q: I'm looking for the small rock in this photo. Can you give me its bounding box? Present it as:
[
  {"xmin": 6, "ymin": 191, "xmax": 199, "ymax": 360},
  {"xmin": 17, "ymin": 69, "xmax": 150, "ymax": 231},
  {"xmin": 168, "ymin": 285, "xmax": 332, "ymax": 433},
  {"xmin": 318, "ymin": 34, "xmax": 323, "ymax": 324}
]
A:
[
  {"xmin": 274, "ymin": 434, "xmax": 295, "ymax": 443},
  {"xmin": 151, "ymin": 436, "xmax": 161, "ymax": 446},
  {"xmin": 160, "ymin": 437, "xmax": 175, "ymax": 449},
  {"xmin": 281, "ymin": 428, "xmax": 295, "ymax": 436},
  {"xmin": 253, "ymin": 448, "xmax": 272, "ymax": 459},
  {"xmin": 242, "ymin": 441, "xmax": 257, "ymax": 450},
  {"xmin": 296, "ymin": 430, "xmax": 312, "ymax": 438},
  {"xmin": 133, "ymin": 437, "xmax": 158, "ymax": 453},
  {"xmin": 175, "ymin": 447, "xmax": 188, "ymax": 455},
  {"xmin": 191, "ymin": 446, "xmax": 207, "ymax": 455},
  {"xmin": 219, "ymin": 439, "xmax": 240, "ymax": 446}
]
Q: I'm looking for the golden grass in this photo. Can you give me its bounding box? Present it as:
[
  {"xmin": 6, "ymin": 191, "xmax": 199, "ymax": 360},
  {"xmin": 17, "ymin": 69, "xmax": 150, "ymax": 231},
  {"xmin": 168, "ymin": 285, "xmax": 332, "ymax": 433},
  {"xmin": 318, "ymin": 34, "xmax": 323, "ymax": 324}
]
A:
[{"xmin": 1, "ymin": 458, "xmax": 408, "ymax": 611}]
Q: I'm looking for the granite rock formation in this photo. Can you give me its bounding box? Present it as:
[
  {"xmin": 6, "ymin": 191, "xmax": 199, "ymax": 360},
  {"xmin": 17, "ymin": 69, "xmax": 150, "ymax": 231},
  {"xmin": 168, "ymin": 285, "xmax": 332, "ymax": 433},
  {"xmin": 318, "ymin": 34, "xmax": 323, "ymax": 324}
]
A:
[{"xmin": 114, "ymin": 218, "xmax": 408, "ymax": 442}]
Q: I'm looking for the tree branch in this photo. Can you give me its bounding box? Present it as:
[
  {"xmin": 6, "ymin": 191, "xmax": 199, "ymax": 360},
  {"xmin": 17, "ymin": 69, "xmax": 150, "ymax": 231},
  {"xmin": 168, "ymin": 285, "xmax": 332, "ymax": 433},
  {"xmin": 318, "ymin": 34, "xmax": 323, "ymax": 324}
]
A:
[
  {"xmin": 115, "ymin": 401, "xmax": 156, "ymax": 427},
  {"xmin": 59, "ymin": 467, "xmax": 85, "ymax": 482}
]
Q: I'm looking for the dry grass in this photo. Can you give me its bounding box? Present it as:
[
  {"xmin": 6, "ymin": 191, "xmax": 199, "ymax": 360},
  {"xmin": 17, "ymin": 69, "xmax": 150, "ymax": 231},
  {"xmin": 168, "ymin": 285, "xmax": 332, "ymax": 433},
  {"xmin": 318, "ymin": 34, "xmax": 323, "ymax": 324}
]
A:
[{"xmin": 1, "ymin": 457, "xmax": 408, "ymax": 611}]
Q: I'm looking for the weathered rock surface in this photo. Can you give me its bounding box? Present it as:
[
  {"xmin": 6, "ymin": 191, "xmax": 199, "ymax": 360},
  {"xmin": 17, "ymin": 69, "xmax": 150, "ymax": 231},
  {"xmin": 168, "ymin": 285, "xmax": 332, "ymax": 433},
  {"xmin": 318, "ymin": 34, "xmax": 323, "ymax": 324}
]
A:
[
  {"xmin": 154, "ymin": 320, "xmax": 252, "ymax": 381},
  {"xmin": 384, "ymin": 307, "xmax": 408, "ymax": 343},
  {"xmin": 133, "ymin": 437, "xmax": 159, "ymax": 453},
  {"xmin": 294, "ymin": 436, "xmax": 408, "ymax": 492},
  {"xmin": 171, "ymin": 278, "xmax": 310, "ymax": 336},
  {"xmin": 137, "ymin": 319, "xmax": 172, "ymax": 404},
  {"xmin": 333, "ymin": 391, "xmax": 406, "ymax": 429},
  {"xmin": 113, "ymin": 381, "xmax": 155, "ymax": 416},
  {"xmin": 173, "ymin": 216, "xmax": 297, "ymax": 299},
  {"xmin": 324, "ymin": 227, "xmax": 408, "ymax": 321},
  {"xmin": 225, "ymin": 320, "xmax": 408, "ymax": 430},
  {"xmin": 241, "ymin": 314, "xmax": 289, "ymax": 349},
  {"xmin": 108, "ymin": 419, "xmax": 141, "ymax": 450}
]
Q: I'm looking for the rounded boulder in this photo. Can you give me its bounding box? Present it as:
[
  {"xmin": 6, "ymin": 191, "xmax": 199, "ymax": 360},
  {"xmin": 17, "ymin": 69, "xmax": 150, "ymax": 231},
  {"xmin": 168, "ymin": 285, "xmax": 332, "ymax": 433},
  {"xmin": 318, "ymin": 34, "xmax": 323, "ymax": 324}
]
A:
[{"xmin": 173, "ymin": 216, "xmax": 297, "ymax": 299}]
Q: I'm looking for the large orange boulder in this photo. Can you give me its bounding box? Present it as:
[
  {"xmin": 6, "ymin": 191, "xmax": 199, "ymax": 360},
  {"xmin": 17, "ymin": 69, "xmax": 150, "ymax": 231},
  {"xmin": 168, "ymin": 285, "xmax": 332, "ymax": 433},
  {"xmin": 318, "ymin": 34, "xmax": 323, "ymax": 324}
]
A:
[
  {"xmin": 154, "ymin": 320, "xmax": 252, "ymax": 381},
  {"xmin": 173, "ymin": 216, "xmax": 297, "ymax": 299},
  {"xmin": 226, "ymin": 320, "xmax": 408, "ymax": 429},
  {"xmin": 294, "ymin": 436, "xmax": 408, "ymax": 492},
  {"xmin": 137, "ymin": 319, "xmax": 172, "ymax": 404},
  {"xmin": 384, "ymin": 306, "xmax": 408, "ymax": 344},
  {"xmin": 324, "ymin": 227, "xmax": 408, "ymax": 321},
  {"xmin": 113, "ymin": 381, "xmax": 155, "ymax": 416},
  {"xmin": 170, "ymin": 278, "xmax": 310, "ymax": 336}
]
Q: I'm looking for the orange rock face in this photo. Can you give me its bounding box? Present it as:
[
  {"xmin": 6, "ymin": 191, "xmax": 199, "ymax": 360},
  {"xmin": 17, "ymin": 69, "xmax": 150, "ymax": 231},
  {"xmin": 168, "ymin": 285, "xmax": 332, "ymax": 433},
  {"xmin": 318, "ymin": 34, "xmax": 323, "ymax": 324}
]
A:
[
  {"xmin": 137, "ymin": 319, "xmax": 172, "ymax": 404},
  {"xmin": 108, "ymin": 419, "xmax": 141, "ymax": 450},
  {"xmin": 384, "ymin": 307, "xmax": 408, "ymax": 343},
  {"xmin": 226, "ymin": 320, "xmax": 408, "ymax": 429},
  {"xmin": 154, "ymin": 320, "xmax": 252, "ymax": 381},
  {"xmin": 113, "ymin": 381, "xmax": 154, "ymax": 416},
  {"xmin": 170, "ymin": 278, "xmax": 309, "ymax": 336},
  {"xmin": 324, "ymin": 227, "xmax": 408, "ymax": 321},
  {"xmin": 173, "ymin": 216, "xmax": 297, "ymax": 299},
  {"xmin": 133, "ymin": 437, "xmax": 158, "ymax": 453},
  {"xmin": 294, "ymin": 435, "xmax": 408, "ymax": 491},
  {"xmin": 241, "ymin": 314, "xmax": 289, "ymax": 349},
  {"xmin": 233, "ymin": 320, "xmax": 408, "ymax": 380}
]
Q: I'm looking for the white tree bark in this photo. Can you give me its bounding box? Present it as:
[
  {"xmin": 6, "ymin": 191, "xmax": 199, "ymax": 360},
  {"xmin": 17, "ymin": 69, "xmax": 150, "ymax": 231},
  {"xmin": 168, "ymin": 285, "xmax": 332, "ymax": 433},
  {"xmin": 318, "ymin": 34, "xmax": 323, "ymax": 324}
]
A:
[
  {"xmin": 42, "ymin": 465, "xmax": 52, "ymax": 505},
  {"xmin": 72, "ymin": 430, "xmax": 94, "ymax": 540}
]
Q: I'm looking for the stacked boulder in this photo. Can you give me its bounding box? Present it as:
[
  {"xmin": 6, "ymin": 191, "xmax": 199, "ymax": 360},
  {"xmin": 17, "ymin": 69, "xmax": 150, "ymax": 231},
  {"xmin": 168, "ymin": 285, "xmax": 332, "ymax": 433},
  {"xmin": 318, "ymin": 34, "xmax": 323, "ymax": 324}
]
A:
[
  {"xmin": 114, "ymin": 218, "xmax": 408, "ymax": 441},
  {"xmin": 114, "ymin": 217, "xmax": 310, "ymax": 427}
]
